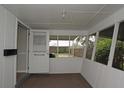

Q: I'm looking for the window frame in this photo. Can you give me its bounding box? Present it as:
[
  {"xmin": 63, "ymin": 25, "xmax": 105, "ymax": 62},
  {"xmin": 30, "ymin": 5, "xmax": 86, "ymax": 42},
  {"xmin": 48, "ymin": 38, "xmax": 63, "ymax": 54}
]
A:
[
  {"xmin": 93, "ymin": 25, "xmax": 115, "ymax": 65},
  {"xmin": 85, "ymin": 32, "xmax": 97, "ymax": 60},
  {"xmin": 84, "ymin": 25, "xmax": 116, "ymax": 66},
  {"xmin": 49, "ymin": 35, "xmax": 85, "ymax": 58},
  {"xmin": 84, "ymin": 21, "xmax": 124, "ymax": 71},
  {"xmin": 111, "ymin": 22, "xmax": 124, "ymax": 71}
]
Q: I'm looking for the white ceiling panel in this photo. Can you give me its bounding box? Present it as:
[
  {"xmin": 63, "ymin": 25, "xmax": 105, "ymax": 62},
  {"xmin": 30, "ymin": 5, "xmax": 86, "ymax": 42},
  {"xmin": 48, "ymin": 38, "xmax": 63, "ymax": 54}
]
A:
[
  {"xmin": 2, "ymin": 4, "xmax": 124, "ymax": 30},
  {"xmin": 100, "ymin": 4, "xmax": 124, "ymax": 13},
  {"xmin": 65, "ymin": 12, "xmax": 96, "ymax": 24},
  {"xmin": 87, "ymin": 13, "xmax": 111, "ymax": 29}
]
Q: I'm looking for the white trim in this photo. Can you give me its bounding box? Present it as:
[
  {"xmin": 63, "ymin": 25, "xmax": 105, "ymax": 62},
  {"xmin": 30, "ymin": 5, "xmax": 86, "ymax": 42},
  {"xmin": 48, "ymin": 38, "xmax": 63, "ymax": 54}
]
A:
[
  {"xmin": 57, "ymin": 35, "xmax": 59, "ymax": 56},
  {"xmin": 14, "ymin": 18, "xmax": 18, "ymax": 87},
  {"xmin": 17, "ymin": 19, "xmax": 30, "ymax": 29},
  {"xmin": 25, "ymin": 29, "xmax": 29, "ymax": 73},
  {"xmin": 108, "ymin": 23, "xmax": 120, "ymax": 67},
  {"xmin": 83, "ymin": 35, "xmax": 88, "ymax": 59},
  {"xmin": 69, "ymin": 35, "xmax": 71, "ymax": 55},
  {"xmin": 92, "ymin": 32, "xmax": 99, "ymax": 61}
]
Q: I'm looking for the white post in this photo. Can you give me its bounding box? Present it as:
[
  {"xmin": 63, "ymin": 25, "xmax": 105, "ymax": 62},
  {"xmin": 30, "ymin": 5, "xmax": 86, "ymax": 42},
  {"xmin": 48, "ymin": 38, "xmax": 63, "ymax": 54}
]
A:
[
  {"xmin": 92, "ymin": 32, "xmax": 99, "ymax": 61},
  {"xmin": 108, "ymin": 23, "xmax": 120, "ymax": 67}
]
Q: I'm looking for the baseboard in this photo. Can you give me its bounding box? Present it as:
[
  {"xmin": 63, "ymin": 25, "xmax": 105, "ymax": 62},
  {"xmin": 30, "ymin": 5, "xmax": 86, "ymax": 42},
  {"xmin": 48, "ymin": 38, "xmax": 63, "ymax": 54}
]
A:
[
  {"xmin": 49, "ymin": 72, "xmax": 81, "ymax": 74},
  {"xmin": 80, "ymin": 73, "xmax": 93, "ymax": 88}
]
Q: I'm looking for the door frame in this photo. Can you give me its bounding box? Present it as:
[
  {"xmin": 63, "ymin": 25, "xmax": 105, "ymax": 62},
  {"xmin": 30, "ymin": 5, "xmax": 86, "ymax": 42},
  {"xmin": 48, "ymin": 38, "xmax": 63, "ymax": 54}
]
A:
[{"xmin": 16, "ymin": 21, "xmax": 30, "ymax": 85}]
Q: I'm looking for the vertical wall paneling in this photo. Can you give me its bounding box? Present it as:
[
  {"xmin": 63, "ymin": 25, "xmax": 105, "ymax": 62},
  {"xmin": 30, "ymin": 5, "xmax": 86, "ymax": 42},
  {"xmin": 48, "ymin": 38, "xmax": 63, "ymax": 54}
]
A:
[{"xmin": 0, "ymin": 5, "xmax": 17, "ymax": 88}]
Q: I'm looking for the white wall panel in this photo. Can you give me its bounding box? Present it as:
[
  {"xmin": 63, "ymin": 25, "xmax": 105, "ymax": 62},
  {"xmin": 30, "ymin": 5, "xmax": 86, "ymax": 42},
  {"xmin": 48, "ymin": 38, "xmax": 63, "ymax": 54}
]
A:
[
  {"xmin": 119, "ymin": 71, "xmax": 124, "ymax": 87},
  {"xmin": 0, "ymin": 5, "xmax": 5, "ymax": 88},
  {"xmin": 0, "ymin": 5, "xmax": 17, "ymax": 88},
  {"xmin": 49, "ymin": 58, "xmax": 82, "ymax": 74},
  {"xmin": 3, "ymin": 9, "xmax": 17, "ymax": 88}
]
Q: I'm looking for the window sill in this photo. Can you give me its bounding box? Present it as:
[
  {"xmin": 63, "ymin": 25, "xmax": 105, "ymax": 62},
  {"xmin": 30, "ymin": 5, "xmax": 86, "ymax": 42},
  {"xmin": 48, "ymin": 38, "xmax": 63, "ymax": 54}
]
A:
[{"xmin": 49, "ymin": 57, "xmax": 82, "ymax": 59}]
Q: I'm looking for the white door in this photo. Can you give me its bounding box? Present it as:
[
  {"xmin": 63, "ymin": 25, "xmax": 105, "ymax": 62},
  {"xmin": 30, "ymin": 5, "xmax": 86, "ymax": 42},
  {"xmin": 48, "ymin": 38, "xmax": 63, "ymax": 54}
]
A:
[{"xmin": 29, "ymin": 31, "xmax": 49, "ymax": 73}]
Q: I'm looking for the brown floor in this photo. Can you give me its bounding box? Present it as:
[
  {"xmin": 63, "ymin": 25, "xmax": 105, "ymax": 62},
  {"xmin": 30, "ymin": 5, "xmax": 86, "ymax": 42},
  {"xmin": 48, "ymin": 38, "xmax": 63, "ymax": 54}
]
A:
[
  {"xmin": 22, "ymin": 74, "xmax": 91, "ymax": 88},
  {"xmin": 17, "ymin": 73, "xmax": 24, "ymax": 81}
]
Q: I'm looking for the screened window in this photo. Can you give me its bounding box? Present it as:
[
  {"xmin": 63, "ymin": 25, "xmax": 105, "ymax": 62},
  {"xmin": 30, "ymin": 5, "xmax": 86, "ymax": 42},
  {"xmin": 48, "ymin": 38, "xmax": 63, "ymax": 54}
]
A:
[
  {"xmin": 58, "ymin": 35, "xmax": 69, "ymax": 57},
  {"xmin": 112, "ymin": 22, "xmax": 124, "ymax": 70},
  {"xmin": 94, "ymin": 26, "xmax": 114, "ymax": 65},
  {"xmin": 86, "ymin": 33, "xmax": 96, "ymax": 60},
  {"xmin": 49, "ymin": 35, "xmax": 57, "ymax": 58},
  {"xmin": 70, "ymin": 36, "xmax": 85, "ymax": 57},
  {"xmin": 49, "ymin": 35, "xmax": 85, "ymax": 58}
]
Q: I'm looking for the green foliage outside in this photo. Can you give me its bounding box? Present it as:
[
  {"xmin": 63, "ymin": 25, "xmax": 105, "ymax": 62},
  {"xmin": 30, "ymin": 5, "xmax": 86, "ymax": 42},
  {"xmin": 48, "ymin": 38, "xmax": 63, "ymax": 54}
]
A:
[
  {"xmin": 113, "ymin": 41, "xmax": 124, "ymax": 70},
  {"xmin": 95, "ymin": 37, "xmax": 124, "ymax": 70},
  {"xmin": 95, "ymin": 37, "xmax": 112, "ymax": 65}
]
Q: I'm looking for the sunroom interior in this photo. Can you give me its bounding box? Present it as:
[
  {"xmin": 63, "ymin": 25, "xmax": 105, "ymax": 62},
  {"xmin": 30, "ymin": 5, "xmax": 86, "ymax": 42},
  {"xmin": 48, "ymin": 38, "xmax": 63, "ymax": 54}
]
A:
[{"xmin": 0, "ymin": 4, "xmax": 124, "ymax": 88}]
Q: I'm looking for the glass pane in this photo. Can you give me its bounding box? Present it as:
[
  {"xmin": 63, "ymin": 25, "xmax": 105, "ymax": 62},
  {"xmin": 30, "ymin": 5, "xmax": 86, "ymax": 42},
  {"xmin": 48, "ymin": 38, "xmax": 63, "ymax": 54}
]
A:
[
  {"xmin": 33, "ymin": 32, "xmax": 46, "ymax": 52},
  {"xmin": 70, "ymin": 35, "xmax": 85, "ymax": 57},
  {"xmin": 86, "ymin": 33, "xmax": 96, "ymax": 60},
  {"xmin": 94, "ymin": 26, "xmax": 114, "ymax": 65},
  {"xmin": 49, "ymin": 35, "xmax": 57, "ymax": 58},
  {"xmin": 58, "ymin": 35, "xmax": 69, "ymax": 57},
  {"xmin": 112, "ymin": 22, "xmax": 124, "ymax": 70}
]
